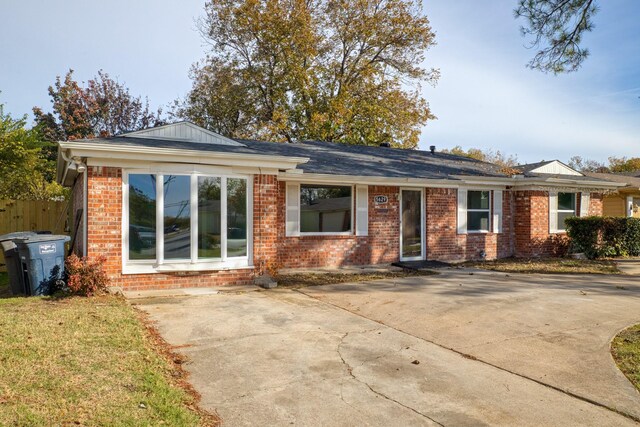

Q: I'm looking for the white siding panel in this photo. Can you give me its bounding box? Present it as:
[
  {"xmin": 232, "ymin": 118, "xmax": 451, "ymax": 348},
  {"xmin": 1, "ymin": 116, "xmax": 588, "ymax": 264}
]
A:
[
  {"xmin": 530, "ymin": 161, "xmax": 582, "ymax": 176},
  {"xmin": 457, "ymin": 189, "xmax": 467, "ymax": 234},
  {"xmin": 286, "ymin": 183, "xmax": 300, "ymax": 236},
  {"xmin": 549, "ymin": 191, "xmax": 558, "ymax": 233},
  {"xmin": 580, "ymin": 192, "xmax": 590, "ymax": 217},
  {"xmin": 355, "ymin": 185, "xmax": 368, "ymax": 236},
  {"xmin": 122, "ymin": 122, "xmax": 244, "ymax": 146},
  {"xmin": 493, "ymin": 190, "xmax": 503, "ymax": 233}
]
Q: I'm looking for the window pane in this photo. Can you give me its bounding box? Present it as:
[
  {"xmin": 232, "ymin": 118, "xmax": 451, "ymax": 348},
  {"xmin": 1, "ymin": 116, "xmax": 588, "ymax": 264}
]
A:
[
  {"xmin": 402, "ymin": 190, "xmax": 422, "ymax": 258},
  {"xmin": 164, "ymin": 175, "xmax": 191, "ymax": 259},
  {"xmin": 558, "ymin": 211, "xmax": 575, "ymax": 230},
  {"xmin": 129, "ymin": 174, "xmax": 156, "ymax": 260},
  {"xmin": 198, "ymin": 177, "xmax": 221, "ymax": 259},
  {"xmin": 468, "ymin": 191, "xmax": 490, "ymax": 209},
  {"xmin": 468, "ymin": 211, "xmax": 490, "ymax": 231},
  {"xmin": 300, "ymin": 185, "xmax": 352, "ymax": 233},
  {"xmin": 558, "ymin": 192, "xmax": 576, "ymax": 211},
  {"xmin": 227, "ymin": 178, "xmax": 247, "ymax": 257}
]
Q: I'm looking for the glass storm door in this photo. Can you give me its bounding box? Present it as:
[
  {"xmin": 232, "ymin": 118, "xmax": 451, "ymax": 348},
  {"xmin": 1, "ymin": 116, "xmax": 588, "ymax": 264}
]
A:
[{"xmin": 400, "ymin": 189, "xmax": 424, "ymax": 261}]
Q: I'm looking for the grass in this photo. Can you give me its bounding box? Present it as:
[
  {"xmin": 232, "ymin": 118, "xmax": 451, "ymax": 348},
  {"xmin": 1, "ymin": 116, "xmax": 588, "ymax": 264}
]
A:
[
  {"xmin": 275, "ymin": 269, "xmax": 437, "ymax": 289},
  {"xmin": 0, "ymin": 272, "xmax": 8, "ymax": 297},
  {"xmin": 611, "ymin": 324, "xmax": 640, "ymax": 392},
  {"xmin": 0, "ymin": 293, "xmax": 219, "ymax": 426},
  {"xmin": 465, "ymin": 257, "xmax": 621, "ymax": 275}
]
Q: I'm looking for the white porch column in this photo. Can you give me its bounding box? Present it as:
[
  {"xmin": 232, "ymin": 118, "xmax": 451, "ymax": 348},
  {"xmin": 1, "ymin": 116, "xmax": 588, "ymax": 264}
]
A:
[{"xmin": 628, "ymin": 196, "xmax": 634, "ymax": 217}]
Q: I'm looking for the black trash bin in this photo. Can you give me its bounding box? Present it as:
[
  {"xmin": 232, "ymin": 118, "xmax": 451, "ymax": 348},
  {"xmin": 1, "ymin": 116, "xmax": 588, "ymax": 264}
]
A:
[
  {"xmin": 0, "ymin": 232, "xmax": 37, "ymax": 295},
  {"xmin": 15, "ymin": 235, "xmax": 71, "ymax": 296}
]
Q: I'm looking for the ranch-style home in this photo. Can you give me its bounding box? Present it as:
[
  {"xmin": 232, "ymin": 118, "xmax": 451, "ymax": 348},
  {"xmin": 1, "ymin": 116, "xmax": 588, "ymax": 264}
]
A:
[{"xmin": 56, "ymin": 122, "xmax": 623, "ymax": 290}]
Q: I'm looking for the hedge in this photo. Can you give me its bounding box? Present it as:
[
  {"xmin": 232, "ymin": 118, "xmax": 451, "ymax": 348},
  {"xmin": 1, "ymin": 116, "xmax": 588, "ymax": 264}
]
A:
[{"xmin": 565, "ymin": 216, "xmax": 640, "ymax": 259}]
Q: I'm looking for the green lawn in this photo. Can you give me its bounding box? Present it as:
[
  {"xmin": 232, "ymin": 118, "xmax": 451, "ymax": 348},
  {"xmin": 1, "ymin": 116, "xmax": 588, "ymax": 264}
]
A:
[
  {"xmin": 466, "ymin": 258, "xmax": 620, "ymax": 275},
  {"xmin": 0, "ymin": 293, "xmax": 218, "ymax": 426},
  {"xmin": 611, "ymin": 324, "xmax": 640, "ymax": 392}
]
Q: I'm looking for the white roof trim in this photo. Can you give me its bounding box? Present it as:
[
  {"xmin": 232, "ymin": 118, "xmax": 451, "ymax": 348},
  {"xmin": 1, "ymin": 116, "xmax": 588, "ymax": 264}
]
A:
[{"xmin": 120, "ymin": 122, "xmax": 245, "ymax": 147}]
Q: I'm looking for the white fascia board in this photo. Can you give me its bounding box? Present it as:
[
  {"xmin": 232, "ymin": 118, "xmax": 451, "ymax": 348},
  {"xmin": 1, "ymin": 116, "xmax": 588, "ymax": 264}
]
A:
[
  {"xmin": 85, "ymin": 158, "xmax": 280, "ymax": 176},
  {"xmin": 511, "ymin": 178, "xmax": 625, "ymax": 190},
  {"xmin": 278, "ymin": 172, "xmax": 499, "ymax": 188},
  {"xmin": 60, "ymin": 141, "xmax": 308, "ymax": 171},
  {"xmin": 450, "ymin": 174, "xmax": 625, "ymax": 190}
]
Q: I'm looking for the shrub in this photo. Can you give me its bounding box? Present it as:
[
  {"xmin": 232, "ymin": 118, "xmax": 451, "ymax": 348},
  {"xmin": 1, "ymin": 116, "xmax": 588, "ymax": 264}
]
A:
[
  {"xmin": 65, "ymin": 254, "xmax": 110, "ymax": 296},
  {"xmin": 566, "ymin": 216, "xmax": 640, "ymax": 259}
]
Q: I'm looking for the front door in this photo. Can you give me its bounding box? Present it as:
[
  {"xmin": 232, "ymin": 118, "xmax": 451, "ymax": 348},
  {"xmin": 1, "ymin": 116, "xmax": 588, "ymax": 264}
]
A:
[{"xmin": 400, "ymin": 189, "xmax": 424, "ymax": 261}]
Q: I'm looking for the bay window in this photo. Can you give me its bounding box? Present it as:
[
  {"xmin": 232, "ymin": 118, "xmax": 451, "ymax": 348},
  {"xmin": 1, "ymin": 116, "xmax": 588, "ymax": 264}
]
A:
[{"xmin": 124, "ymin": 171, "xmax": 250, "ymax": 273}]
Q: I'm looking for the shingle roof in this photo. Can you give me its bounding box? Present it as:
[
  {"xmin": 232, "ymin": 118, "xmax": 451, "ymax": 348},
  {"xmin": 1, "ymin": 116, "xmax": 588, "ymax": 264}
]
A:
[
  {"xmin": 583, "ymin": 172, "xmax": 640, "ymax": 188},
  {"xmin": 75, "ymin": 135, "xmax": 510, "ymax": 179}
]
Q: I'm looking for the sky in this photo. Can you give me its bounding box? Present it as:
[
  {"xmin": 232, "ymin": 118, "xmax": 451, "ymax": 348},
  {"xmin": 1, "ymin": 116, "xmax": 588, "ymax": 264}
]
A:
[{"xmin": 1, "ymin": 0, "xmax": 638, "ymax": 164}]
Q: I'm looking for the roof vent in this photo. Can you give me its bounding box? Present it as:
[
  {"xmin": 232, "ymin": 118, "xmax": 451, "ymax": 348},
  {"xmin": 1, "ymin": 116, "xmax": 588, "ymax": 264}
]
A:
[
  {"xmin": 429, "ymin": 145, "xmax": 436, "ymax": 154},
  {"xmin": 380, "ymin": 142, "xmax": 391, "ymax": 148}
]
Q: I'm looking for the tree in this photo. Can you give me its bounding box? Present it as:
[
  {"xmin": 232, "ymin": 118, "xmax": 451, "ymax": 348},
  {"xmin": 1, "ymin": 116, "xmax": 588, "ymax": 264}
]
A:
[
  {"xmin": 0, "ymin": 102, "xmax": 65, "ymax": 200},
  {"xmin": 36, "ymin": 69, "xmax": 163, "ymax": 141},
  {"xmin": 515, "ymin": 0, "xmax": 598, "ymax": 73},
  {"xmin": 440, "ymin": 145, "xmax": 519, "ymax": 167},
  {"xmin": 567, "ymin": 155, "xmax": 607, "ymax": 172},
  {"xmin": 608, "ymin": 156, "xmax": 640, "ymax": 173},
  {"xmin": 175, "ymin": 0, "xmax": 438, "ymax": 148}
]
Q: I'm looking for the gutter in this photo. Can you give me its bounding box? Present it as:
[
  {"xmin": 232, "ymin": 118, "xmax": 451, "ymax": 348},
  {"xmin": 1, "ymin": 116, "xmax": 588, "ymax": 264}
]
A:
[{"xmin": 59, "ymin": 141, "xmax": 310, "ymax": 168}]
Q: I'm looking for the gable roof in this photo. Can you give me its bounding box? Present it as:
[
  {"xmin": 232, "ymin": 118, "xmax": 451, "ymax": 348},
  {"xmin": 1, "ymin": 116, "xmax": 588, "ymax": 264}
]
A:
[
  {"xmin": 515, "ymin": 160, "xmax": 582, "ymax": 176},
  {"xmin": 120, "ymin": 121, "xmax": 244, "ymax": 147}
]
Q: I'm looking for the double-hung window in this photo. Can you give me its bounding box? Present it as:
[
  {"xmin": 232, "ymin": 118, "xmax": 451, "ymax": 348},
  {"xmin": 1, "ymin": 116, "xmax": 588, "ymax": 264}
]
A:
[
  {"xmin": 125, "ymin": 171, "xmax": 250, "ymax": 273},
  {"xmin": 467, "ymin": 190, "xmax": 491, "ymax": 232},
  {"xmin": 557, "ymin": 192, "xmax": 577, "ymax": 231}
]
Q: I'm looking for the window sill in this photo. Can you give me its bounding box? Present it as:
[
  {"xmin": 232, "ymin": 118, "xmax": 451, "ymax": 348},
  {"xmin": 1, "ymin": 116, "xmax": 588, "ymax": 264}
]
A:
[
  {"xmin": 291, "ymin": 233, "xmax": 357, "ymax": 240},
  {"xmin": 122, "ymin": 259, "xmax": 252, "ymax": 275}
]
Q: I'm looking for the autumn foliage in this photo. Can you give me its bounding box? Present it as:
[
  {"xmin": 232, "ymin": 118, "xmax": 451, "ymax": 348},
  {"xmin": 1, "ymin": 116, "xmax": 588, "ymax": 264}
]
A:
[
  {"xmin": 65, "ymin": 254, "xmax": 110, "ymax": 296},
  {"xmin": 175, "ymin": 0, "xmax": 438, "ymax": 148}
]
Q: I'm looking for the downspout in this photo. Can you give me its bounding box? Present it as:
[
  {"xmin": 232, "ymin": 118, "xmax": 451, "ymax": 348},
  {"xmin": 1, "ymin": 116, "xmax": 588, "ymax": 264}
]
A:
[{"xmin": 83, "ymin": 166, "xmax": 88, "ymax": 257}]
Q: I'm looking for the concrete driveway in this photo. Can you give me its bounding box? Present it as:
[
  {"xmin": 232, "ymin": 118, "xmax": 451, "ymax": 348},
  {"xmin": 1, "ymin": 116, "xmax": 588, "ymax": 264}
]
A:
[{"xmin": 136, "ymin": 270, "xmax": 640, "ymax": 426}]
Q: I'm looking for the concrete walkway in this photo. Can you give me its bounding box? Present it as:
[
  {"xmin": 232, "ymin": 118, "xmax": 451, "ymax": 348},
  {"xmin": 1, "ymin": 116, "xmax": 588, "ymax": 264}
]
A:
[
  {"xmin": 616, "ymin": 258, "xmax": 640, "ymax": 275},
  {"xmin": 136, "ymin": 271, "xmax": 640, "ymax": 426}
]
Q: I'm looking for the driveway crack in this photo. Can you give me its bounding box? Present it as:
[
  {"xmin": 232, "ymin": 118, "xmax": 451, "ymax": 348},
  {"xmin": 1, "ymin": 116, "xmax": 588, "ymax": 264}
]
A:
[
  {"xmin": 337, "ymin": 331, "xmax": 445, "ymax": 427},
  {"xmin": 297, "ymin": 289, "xmax": 640, "ymax": 424}
]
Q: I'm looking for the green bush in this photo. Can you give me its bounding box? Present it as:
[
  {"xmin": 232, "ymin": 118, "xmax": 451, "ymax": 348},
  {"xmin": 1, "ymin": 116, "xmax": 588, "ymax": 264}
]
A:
[{"xmin": 566, "ymin": 216, "xmax": 640, "ymax": 259}]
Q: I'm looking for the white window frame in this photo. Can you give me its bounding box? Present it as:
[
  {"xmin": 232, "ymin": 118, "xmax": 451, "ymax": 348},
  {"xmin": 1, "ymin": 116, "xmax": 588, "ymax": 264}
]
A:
[
  {"xmin": 466, "ymin": 190, "xmax": 492, "ymax": 233},
  {"xmin": 298, "ymin": 183, "xmax": 355, "ymax": 236},
  {"xmin": 122, "ymin": 168, "xmax": 253, "ymax": 274},
  {"xmin": 556, "ymin": 192, "xmax": 577, "ymax": 232}
]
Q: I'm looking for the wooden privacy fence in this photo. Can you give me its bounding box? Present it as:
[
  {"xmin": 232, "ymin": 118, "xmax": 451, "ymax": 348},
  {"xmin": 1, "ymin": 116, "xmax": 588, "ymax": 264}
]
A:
[{"xmin": 0, "ymin": 200, "xmax": 68, "ymax": 272}]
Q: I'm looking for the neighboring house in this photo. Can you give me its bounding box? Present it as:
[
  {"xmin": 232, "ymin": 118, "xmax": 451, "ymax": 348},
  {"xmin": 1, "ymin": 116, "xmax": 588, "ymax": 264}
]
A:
[
  {"xmin": 56, "ymin": 122, "xmax": 623, "ymax": 290},
  {"xmin": 583, "ymin": 172, "xmax": 640, "ymax": 218}
]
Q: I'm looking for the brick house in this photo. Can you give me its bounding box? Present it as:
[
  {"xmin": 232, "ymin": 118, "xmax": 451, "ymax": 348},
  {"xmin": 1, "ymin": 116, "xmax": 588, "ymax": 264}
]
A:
[{"xmin": 56, "ymin": 122, "xmax": 622, "ymax": 290}]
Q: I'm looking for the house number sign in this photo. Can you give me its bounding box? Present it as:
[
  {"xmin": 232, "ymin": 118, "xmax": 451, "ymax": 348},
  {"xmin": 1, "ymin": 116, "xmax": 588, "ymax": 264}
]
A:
[{"xmin": 374, "ymin": 195, "xmax": 388, "ymax": 205}]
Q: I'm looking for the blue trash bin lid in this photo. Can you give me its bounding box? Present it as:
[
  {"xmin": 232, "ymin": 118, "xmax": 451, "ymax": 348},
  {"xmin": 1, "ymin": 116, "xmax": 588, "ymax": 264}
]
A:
[
  {"xmin": 0, "ymin": 231, "xmax": 37, "ymax": 242},
  {"xmin": 13, "ymin": 235, "xmax": 71, "ymax": 244}
]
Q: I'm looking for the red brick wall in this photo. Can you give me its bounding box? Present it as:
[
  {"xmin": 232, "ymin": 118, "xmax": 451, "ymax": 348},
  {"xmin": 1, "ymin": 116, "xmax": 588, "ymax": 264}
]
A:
[
  {"xmin": 83, "ymin": 166, "xmax": 606, "ymax": 289},
  {"xmin": 425, "ymin": 188, "xmax": 514, "ymax": 261},
  {"xmin": 514, "ymin": 191, "xmax": 604, "ymax": 257},
  {"xmin": 275, "ymin": 184, "xmax": 399, "ymax": 268}
]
